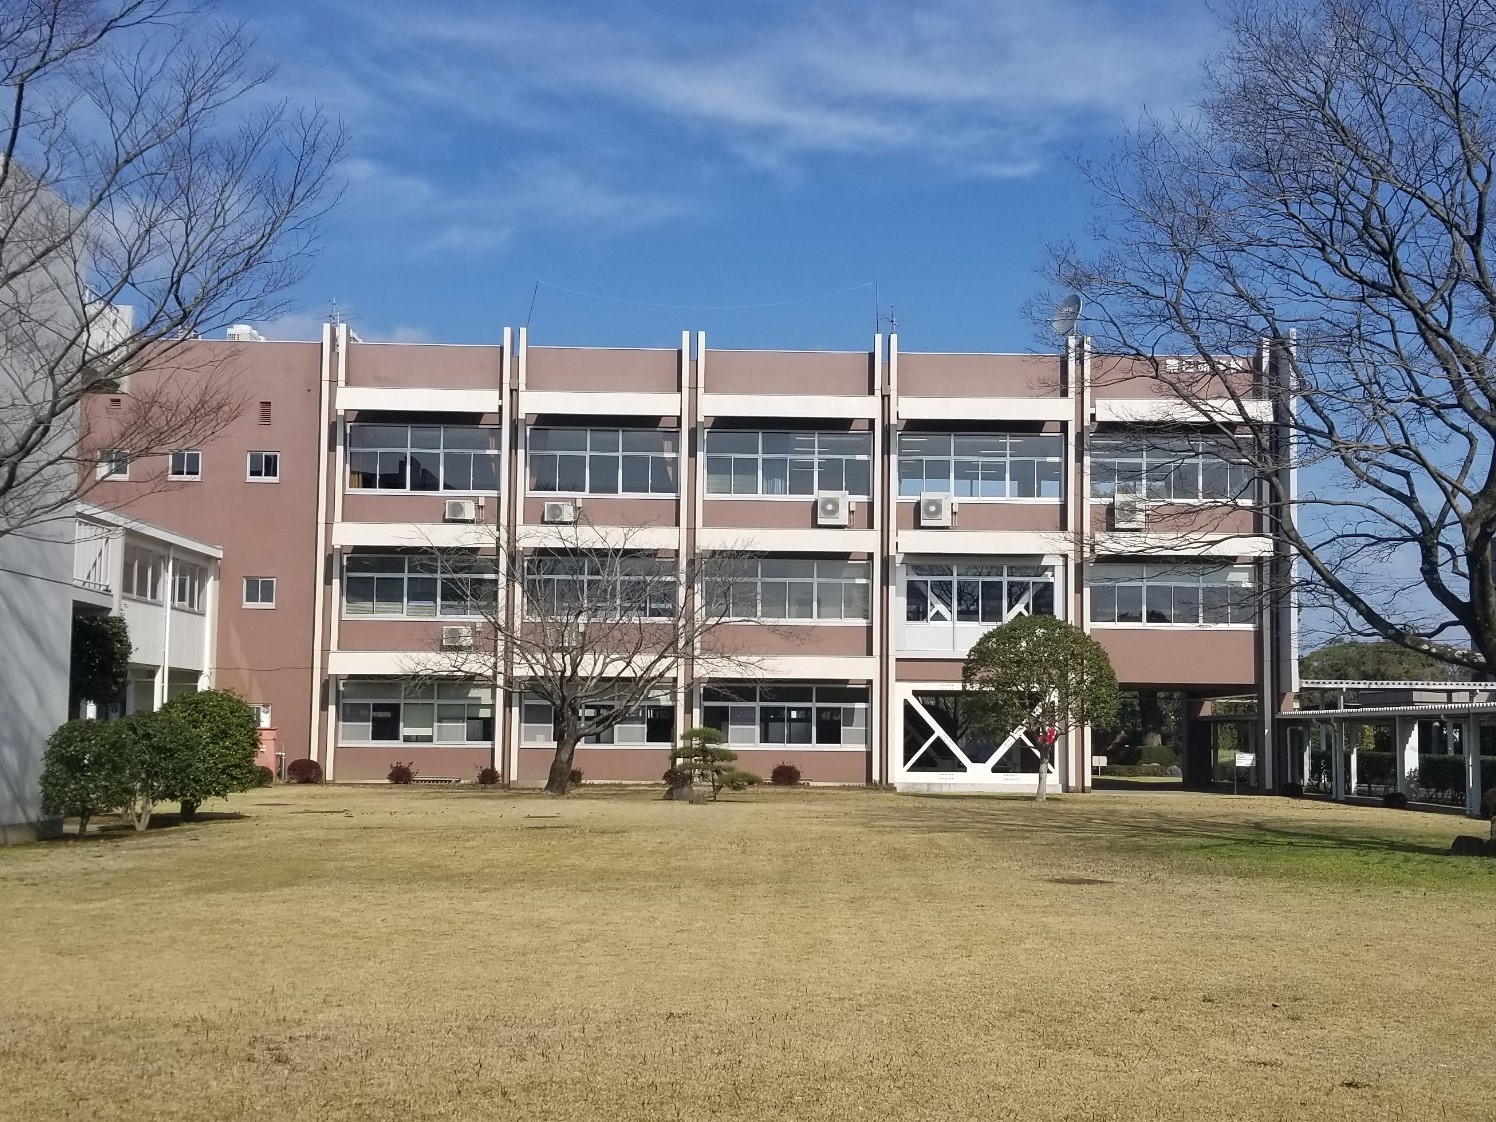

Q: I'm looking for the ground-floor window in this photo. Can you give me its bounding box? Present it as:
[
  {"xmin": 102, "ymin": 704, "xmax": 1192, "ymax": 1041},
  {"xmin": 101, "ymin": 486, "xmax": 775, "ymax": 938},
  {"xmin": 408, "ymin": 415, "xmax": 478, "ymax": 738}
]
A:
[
  {"xmin": 901, "ymin": 691, "xmax": 1045, "ymax": 774},
  {"xmin": 520, "ymin": 691, "xmax": 676, "ymax": 746},
  {"xmin": 339, "ymin": 681, "xmax": 495, "ymax": 744},
  {"xmin": 701, "ymin": 683, "xmax": 869, "ymax": 747}
]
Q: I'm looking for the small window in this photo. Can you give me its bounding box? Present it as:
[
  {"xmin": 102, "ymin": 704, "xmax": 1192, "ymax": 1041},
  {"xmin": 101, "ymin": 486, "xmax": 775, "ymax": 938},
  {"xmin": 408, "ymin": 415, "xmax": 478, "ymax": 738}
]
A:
[
  {"xmin": 169, "ymin": 450, "xmax": 201, "ymax": 479},
  {"xmin": 258, "ymin": 400, "xmax": 272, "ymax": 425},
  {"xmin": 243, "ymin": 577, "xmax": 276, "ymax": 607},
  {"xmin": 97, "ymin": 450, "xmax": 129, "ymax": 480},
  {"xmin": 250, "ymin": 704, "xmax": 272, "ymax": 728},
  {"xmin": 247, "ymin": 451, "xmax": 280, "ymax": 482}
]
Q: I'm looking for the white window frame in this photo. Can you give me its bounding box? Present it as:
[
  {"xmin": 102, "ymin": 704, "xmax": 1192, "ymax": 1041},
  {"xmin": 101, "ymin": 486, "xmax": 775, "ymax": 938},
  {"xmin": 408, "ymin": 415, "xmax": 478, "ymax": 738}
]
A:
[
  {"xmin": 704, "ymin": 430, "xmax": 872, "ymax": 498},
  {"xmin": 522, "ymin": 555, "xmax": 676, "ymax": 620},
  {"xmin": 167, "ymin": 450, "xmax": 202, "ymax": 480},
  {"xmin": 250, "ymin": 704, "xmax": 273, "ymax": 729},
  {"xmin": 246, "ymin": 451, "xmax": 280, "ymax": 483},
  {"xmin": 342, "ymin": 554, "xmax": 498, "ymax": 619},
  {"xmin": 903, "ymin": 562, "xmax": 1057, "ymax": 626},
  {"xmin": 243, "ymin": 576, "xmax": 276, "ymax": 608},
  {"xmin": 121, "ymin": 545, "xmax": 164, "ymax": 603},
  {"xmin": 337, "ymin": 681, "xmax": 496, "ymax": 746},
  {"xmin": 519, "ymin": 691, "xmax": 676, "ymax": 747},
  {"xmin": 704, "ymin": 558, "xmax": 871, "ymax": 623},
  {"xmin": 526, "ymin": 427, "xmax": 680, "ymax": 497},
  {"xmin": 897, "ymin": 432, "xmax": 1064, "ymax": 501},
  {"xmin": 171, "ymin": 560, "xmax": 208, "ymax": 613},
  {"xmin": 1088, "ymin": 562, "xmax": 1257, "ymax": 627},
  {"xmin": 1089, "ymin": 434, "xmax": 1255, "ymax": 504},
  {"xmin": 700, "ymin": 683, "xmax": 870, "ymax": 749},
  {"xmin": 97, "ymin": 449, "xmax": 130, "ymax": 480},
  {"xmin": 346, "ymin": 423, "xmax": 502, "ymax": 494}
]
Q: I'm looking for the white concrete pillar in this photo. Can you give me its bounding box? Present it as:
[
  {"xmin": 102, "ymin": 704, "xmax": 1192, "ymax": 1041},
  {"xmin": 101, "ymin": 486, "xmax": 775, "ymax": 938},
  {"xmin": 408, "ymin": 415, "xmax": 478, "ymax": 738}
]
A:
[
  {"xmin": 1331, "ymin": 720, "xmax": 1347, "ymax": 801},
  {"xmin": 1465, "ymin": 715, "xmax": 1481, "ymax": 818},
  {"xmin": 1347, "ymin": 722, "xmax": 1359, "ymax": 796},
  {"xmin": 1395, "ymin": 716, "xmax": 1418, "ymax": 798}
]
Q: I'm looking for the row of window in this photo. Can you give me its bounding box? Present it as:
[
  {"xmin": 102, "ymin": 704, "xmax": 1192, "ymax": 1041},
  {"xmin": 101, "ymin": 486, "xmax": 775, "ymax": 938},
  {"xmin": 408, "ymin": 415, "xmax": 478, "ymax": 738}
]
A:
[
  {"xmin": 104, "ymin": 429, "xmax": 1258, "ymax": 504},
  {"xmin": 333, "ymin": 683, "xmax": 871, "ymax": 748},
  {"xmin": 1088, "ymin": 564, "xmax": 1257, "ymax": 626},
  {"xmin": 102, "ymin": 449, "xmax": 280, "ymax": 483},
  {"xmin": 120, "ymin": 545, "xmax": 208, "ymax": 612},
  {"xmin": 905, "ymin": 563, "xmax": 1056, "ymax": 625}
]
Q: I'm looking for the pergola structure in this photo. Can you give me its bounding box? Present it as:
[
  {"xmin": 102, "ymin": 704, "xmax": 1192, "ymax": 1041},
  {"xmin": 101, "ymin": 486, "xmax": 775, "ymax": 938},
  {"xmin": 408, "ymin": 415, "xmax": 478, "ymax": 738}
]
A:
[{"xmin": 1279, "ymin": 680, "xmax": 1496, "ymax": 816}]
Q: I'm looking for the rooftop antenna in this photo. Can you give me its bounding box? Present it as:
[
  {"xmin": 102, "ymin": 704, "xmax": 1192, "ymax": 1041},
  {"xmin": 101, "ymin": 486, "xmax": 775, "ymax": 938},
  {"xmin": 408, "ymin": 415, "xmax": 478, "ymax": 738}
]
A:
[
  {"xmin": 329, "ymin": 297, "xmax": 342, "ymax": 327},
  {"xmin": 1051, "ymin": 293, "xmax": 1083, "ymax": 337},
  {"xmin": 878, "ymin": 305, "xmax": 899, "ymax": 334}
]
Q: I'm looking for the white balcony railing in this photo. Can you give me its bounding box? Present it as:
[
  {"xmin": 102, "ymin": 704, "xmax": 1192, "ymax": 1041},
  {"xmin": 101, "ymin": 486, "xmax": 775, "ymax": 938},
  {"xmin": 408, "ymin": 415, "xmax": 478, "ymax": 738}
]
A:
[{"xmin": 73, "ymin": 518, "xmax": 113, "ymax": 592}]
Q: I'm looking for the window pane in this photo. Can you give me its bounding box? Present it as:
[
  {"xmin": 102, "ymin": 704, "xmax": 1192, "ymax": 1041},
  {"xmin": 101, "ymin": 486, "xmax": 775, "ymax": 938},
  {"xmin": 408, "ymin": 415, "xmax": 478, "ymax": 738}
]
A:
[
  {"xmin": 980, "ymin": 580, "xmax": 1004, "ymax": 623},
  {"xmin": 843, "ymin": 582, "xmax": 869, "ymax": 619},
  {"xmin": 408, "ymin": 450, "xmax": 441, "ymax": 491},
  {"xmin": 555, "ymin": 455, "xmax": 587, "ymax": 492},
  {"xmin": 844, "ymin": 458, "xmax": 871, "ymax": 497},
  {"xmin": 815, "ymin": 706, "xmax": 843, "ymax": 744},
  {"xmin": 650, "ymin": 456, "xmax": 678, "ymax": 494},
  {"xmin": 370, "ymin": 703, "xmax": 401, "ymax": 741},
  {"xmin": 1202, "ymin": 585, "xmax": 1232, "ymax": 625},
  {"xmin": 376, "ymin": 451, "xmax": 405, "ymax": 489},
  {"xmin": 898, "ymin": 458, "xmax": 924, "ymax": 497},
  {"xmin": 621, "ymin": 430, "xmax": 665, "ymax": 452},
  {"xmin": 762, "ymin": 457, "xmax": 789, "ymax": 495},
  {"xmin": 706, "ymin": 456, "xmax": 733, "ymax": 493},
  {"xmin": 1173, "ymin": 585, "xmax": 1201, "ymax": 626},
  {"xmin": 620, "ymin": 455, "xmax": 650, "ymax": 493},
  {"xmin": 787, "ymin": 582, "xmax": 815, "ymax": 618},
  {"xmin": 1144, "ymin": 584, "xmax": 1174, "ymax": 624},
  {"xmin": 345, "ymin": 576, "xmax": 375, "ymax": 616},
  {"xmin": 402, "ymin": 703, "xmax": 434, "ymax": 743},
  {"xmin": 1031, "ymin": 582, "xmax": 1056, "ymax": 617},
  {"xmin": 1116, "ymin": 585, "xmax": 1144, "ymax": 624},
  {"xmin": 760, "ymin": 705, "xmax": 787, "ymax": 743},
  {"xmin": 590, "ymin": 454, "xmax": 619, "ymax": 494},
  {"xmin": 786, "ymin": 706, "xmax": 814, "ymax": 744},
  {"xmin": 816, "ymin": 581, "xmax": 843, "ymax": 619},
  {"xmin": 787, "ymin": 459, "xmax": 815, "ymax": 494},
  {"xmin": 441, "ymin": 453, "xmax": 473, "ymax": 491},
  {"xmin": 1090, "ymin": 584, "xmax": 1117, "ymax": 623},
  {"xmin": 707, "ymin": 430, "xmax": 757, "ymax": 454},
  {"xmin": 732, "ymin": 457, "xmax": 759, "ymax": 495},
  {"xmin": 761, "ymin": 581, "xmax": 788, "ymax": 618},
  {"xmin": 645, "ymin": 706, "xmax": 674, "ymax": 743},
  {"xmin": 905, "ymin": 580, "xmax": 928, "ymax": 622},
  {"xmin": 900, "ymin": 433, "xmax": 950, "ymax": 457}
]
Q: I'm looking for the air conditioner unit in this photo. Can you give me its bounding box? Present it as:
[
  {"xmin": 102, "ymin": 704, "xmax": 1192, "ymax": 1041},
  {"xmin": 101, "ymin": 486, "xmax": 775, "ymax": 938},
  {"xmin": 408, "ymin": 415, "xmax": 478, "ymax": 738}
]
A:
[
  {"xmin": 919, "ymin": 494, "xmax": 954, "ymax": 528},
  {"xmin": 443, "ymin": 498, "xmax": 477, "ymax": 523},
  {"xmin": 815, "ymin": 491, "xmax": 850, "ymax": 527},
  {"xmin": 1112, "ymin": 490, "xmax": 1147, "ymax": 530},
  {"xmin": 542, "ymin": 500, "xmax": 578, "ymax": 524},
  {"xmin": 440, "ymin": 625, "xmax": 475, "ymax": 650}
]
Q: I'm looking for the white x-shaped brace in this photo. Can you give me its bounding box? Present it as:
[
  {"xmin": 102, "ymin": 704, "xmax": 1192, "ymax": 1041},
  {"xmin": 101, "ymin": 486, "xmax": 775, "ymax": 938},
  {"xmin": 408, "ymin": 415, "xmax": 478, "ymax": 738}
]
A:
[
  {"xmin": 922, "ymin": 581, "xmax": 1036, "ymax": 624},
  {"xmin": 903, "ymin": 693, "xmax": 1058, "ymax": 774}
]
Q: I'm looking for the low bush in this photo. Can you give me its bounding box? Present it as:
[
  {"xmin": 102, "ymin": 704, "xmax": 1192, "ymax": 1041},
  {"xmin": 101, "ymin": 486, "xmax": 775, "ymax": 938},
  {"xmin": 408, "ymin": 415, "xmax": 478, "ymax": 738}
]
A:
[
  {"xmin": 1355, "ymin": 750, "xmax": 1395, "ymax": 790},
  {"xmin": 253, "ymin": 765, "xmax": 274, "ymax": 787},
  {"xmin": 1417, "ymin": 754, "xmax": 1466, "ymax": 799},
  {"xmin": 476, "ymin": 766, "xmax": 500, "ymax": 786},
  {"xmin": 568, "ymin": 768, "xmax": 584, "ymax": 787},
  {"xmin": 662, "ymin": 767, "xmax": 684, "ymax": 786},
  {"xmin": 1139, "ymin": 741, "xmax": 1179, "ymax": 768},
  {"xmin": 1382, "ymin": 790, "xmax": 1409, "ymax": 809},
  {"xmin": 1099, "ymin": 763, "xmax": 1166, "ymax": 777},
  {"xmin": 285, "ymin": 758, "xmax": 323, "ymax": 784},
  {"xmin": 156, "ymin": 690, "xmax": 262, "ymax": 816},
  {"xmin": 39, "ymin": 719, "xmax": 137, "ymax": 836},
  {"xmin": 1480, "ymin": 787, "xmax": 1496, "ymax": 821},
  {"xmin": 1280, "ymin": 781, "xmax": 1304, "ymax": 797},
  {"xmin": 387, "ymin": 761, "xmax": 417, "ymax": 784},
  {"xmin": 769, "ymin": 762, "xmax": 802, "ymax": 786}
]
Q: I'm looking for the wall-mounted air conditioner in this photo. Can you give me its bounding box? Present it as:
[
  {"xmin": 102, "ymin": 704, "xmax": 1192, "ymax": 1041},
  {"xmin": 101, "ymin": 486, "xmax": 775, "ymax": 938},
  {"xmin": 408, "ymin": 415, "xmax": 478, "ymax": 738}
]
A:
[
  {"xmin": 443, "ymin": 498, "xmax": 477, "ymax": 523},
  {"xmin": 815, "ymin": 492, "xmax": 850, "ymax": 527},
  {"xmin": 542, "ymin": 500, "xmax": 578, "ymax": 524},
  {"xmin": 919, "ymin": 494, "xmax": 954, "ymax": 528},
  {"xmin": 441, "ymin": 625, "xmax": 475, "ymax": 650},
  {"xmin": 1112, "ymin": 489, "xmax": 1147, "ymax": 531}
]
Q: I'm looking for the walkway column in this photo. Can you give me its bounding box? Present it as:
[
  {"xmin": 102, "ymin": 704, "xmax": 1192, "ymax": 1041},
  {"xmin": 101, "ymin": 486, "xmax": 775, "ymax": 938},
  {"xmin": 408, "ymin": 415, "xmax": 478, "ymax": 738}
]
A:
[
  {"xmin": 1331, "ymin": 719, "xmax": 1347, "ymax": 801},
  {"xmin": 1465, "ymin": 715, "xmax": 1481, "ymax": 818},
  {"xmin": 1395, "ymin": 717, "xmax": 1418, "ymax": 798}
]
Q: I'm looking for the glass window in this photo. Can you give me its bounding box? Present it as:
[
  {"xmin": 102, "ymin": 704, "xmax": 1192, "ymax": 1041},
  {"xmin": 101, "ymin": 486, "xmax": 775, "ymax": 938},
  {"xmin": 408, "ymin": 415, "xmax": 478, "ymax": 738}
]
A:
[
  {"xmin": 698, "ymin": 684, "xmax": 870, "ymax": 747},
  {"xmin": 343, "ymin": 555, "xmax": 496, "ymax": 619},
  {"xmin": 898, "ymin": 432, "xmax": 1063, "ymax": 498},
  {"xmin": 527, "ymin": 428, "xmax": 679, "ymax": 496},
  {"xmin": 904, "ymin": 563, "xmax": 1056, "ymax": 625},
  {"xmin": 247, "ymin": 451, "xmax": 280, "ymax": 481},
  {"xmin": 122, "ymin": 545, "xmax": 165, "ymax": 602},
  {"xmin": 1090, "ymin": 434, "xmax": 1254, "ymax": 501},
  {"xmin": 346, "ymin": 425, "xmax": 500, "ymax": 493},
  {"xmin": 339, "ymin": 683, "xmax": 497, "ymax": 744},
  {"xmin": 523, "ymin": 555, "xmax": 673, "ymax": 619},
  {"xmin": 169, "ymin": 450, "xmax": 201, "ymax": 479},
  {"xmin": 171, "ymin": 561, "xmax": 207, "ymax": 612},
  {"xmin": 98, "ymin": 450, "xmax": 129, "ymax": 479},
  {"xmin": 703, "ymin": 558, "xmax": 871, "ymax": 622},
  {"xmin": 1088, "ymin": 563, "xmax": 1258, "ymax": 626},
  {"xmin": 703, "ymin": 430, "xmax": 872, "ymax": 497},
  {"xmin": 243, "ymin": 577, "xmax": 276, "ymax": 607},
  {"xmin": 518, "ymin": 693, "xmax": 674, "ymax": 746}
]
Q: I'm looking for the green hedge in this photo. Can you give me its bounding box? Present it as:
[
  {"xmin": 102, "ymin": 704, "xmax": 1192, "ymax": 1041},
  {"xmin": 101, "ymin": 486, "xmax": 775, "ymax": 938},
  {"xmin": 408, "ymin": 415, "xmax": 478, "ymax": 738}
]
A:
[
  {"xmin": 1099, "ymin": 763, "xmax": 1168, "ymax": 777},
  {"xmin": 1416, "ymin": 754, "xmax": 1466, "ymax": 799}
]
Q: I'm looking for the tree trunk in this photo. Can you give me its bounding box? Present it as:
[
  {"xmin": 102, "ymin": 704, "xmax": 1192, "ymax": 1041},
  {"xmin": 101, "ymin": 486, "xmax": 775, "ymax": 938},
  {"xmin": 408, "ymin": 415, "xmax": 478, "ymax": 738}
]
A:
[
  {"xmin": 545, "ymin": 735, "xmax": 579, "ymax": 796},
  {"xmin": 129, "ymin": 792, "xmax": 153, "ymax": 832},
  {"xmin": 1138, "ymin": 692, "xmax": 1164, "ymax": 748},
  {"xmin": 1035, "ymin": 741, "xmax": 1049, "ymax": 803},
  {"xmin": 76, "ymin": 812, "xmax": 89, "ymax": 837},
  {"xmin": 180, "ymin": 799, "xmax": 199, "ymax": 822}
]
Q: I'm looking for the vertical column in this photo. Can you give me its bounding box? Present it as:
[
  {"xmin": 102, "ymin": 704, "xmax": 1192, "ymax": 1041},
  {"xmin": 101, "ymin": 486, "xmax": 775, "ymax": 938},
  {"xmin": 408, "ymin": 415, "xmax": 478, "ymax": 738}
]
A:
[
  {"xmin": 1465, "ymin": 715, "xmax": 1481, "ymax": 818},
  {"xmin": 493, "ymin": 326, "xmax": 513, "ymax": 780},
  {"xmin": 506, "ymin": 327, "xmax": 528, "ymax": 785},
  {"xmin": 1331, "ymin": 719, "xmax": 1347, "ymax": 801},
  {"xmin": 675, "ymin": 330, "xmax": 696, "ymax": 754},
  {"xmin": 1395, "ymin": 716, "xmax": 1418, "ymax": 798},
  {"xmin": 1347, "ymin": 722, "xmax": 1359, "ymax": 796},
  {"xmin": 308, "ymin": 321, "xmax": 336, "ymax": 772},
  {"xmin": 879, "ymin": 332, "xmax": 899, "ymax": 787},
  {"xmin": 1072, "ymin": 333, "xmax": 1091, "ymax": 792},
  {"xmin": 155, "ymin": 548, "xmax": 174, "ymax": 709},
  {"xmin": 869, "ymin": 331, "xmax": 885, "ymax": 787}
]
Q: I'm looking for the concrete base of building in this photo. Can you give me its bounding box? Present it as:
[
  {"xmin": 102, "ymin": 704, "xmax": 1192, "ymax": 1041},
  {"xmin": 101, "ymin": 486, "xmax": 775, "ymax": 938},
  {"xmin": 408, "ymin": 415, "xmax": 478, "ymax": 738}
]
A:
[
  {"xmin": 896, "ymin": 779, "xmax": 1060, "ymax": 796},
  {"xmin": 0, "ymin": 815, "xmax": 62, "ymax": 845}
]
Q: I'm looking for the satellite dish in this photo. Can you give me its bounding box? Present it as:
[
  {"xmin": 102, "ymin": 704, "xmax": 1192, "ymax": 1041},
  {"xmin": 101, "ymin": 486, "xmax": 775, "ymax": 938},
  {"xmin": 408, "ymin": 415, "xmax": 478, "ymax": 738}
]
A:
[{"xmin": 1051, "ymin": 293, "xmax": 1083, "ymax": 336}]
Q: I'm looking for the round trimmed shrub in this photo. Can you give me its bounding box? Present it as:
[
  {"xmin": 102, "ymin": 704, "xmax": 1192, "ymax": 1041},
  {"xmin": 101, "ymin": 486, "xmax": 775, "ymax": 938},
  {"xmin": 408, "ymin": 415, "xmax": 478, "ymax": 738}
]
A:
[
  {"xmin": 285, "ymin": 758, "xmax": 323, "ymax": 784},
  {"xmin": 253, "ymin": 765, "xmax": 274, "ymax": 787},
  {"xmin": 1382, "ymin": 790, "xmax": 1409, "ymax": 809},
  {"xmin": 568, "ymin": 767, "xmax": 584, "ymax": 787},
  {"xmin": 1481, "ymin": 787, "xmax": 1496, "ymax": 820},
  {"xmin": 40, "ymin": 719, "xmax": 137, "ymax": 835},
  {"xmin": 387, "ymin": 761, "xmax": 417, "ymax": 784},
  {"xmin": 476, "ymin": 766, "xmax": 500, "ymax": 786},
  {"xmin": 769, "ymin": 762, "xmax": 802, "ymax": 786}
]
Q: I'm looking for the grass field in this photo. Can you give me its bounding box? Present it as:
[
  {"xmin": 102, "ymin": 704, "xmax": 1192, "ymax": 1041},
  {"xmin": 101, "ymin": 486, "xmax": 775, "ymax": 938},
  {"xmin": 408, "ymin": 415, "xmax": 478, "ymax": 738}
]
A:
[{"xmin": 2, "ymin": 786, "xmax": 1494, "ymax": 1121}]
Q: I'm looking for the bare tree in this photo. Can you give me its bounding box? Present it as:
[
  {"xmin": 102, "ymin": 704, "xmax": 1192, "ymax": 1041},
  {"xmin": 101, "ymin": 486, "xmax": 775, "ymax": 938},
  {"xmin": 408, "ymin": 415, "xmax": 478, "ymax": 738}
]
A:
[
  {"xmin": 0, "ymin": 0, "xmax": 344, "ymax": 537},
  {"xmin": 402, "ymin": 518, "xmax": 774, "ymax": 796},
  {"xmin": 1045, "ymin": 0, "xmax": 1496, "ymax": 674}
]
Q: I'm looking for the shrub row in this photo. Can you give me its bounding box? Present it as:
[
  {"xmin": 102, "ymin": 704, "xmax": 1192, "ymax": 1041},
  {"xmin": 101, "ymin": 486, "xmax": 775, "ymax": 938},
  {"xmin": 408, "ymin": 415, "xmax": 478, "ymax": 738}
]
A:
[{"xmin": 40, "ymin": 690, "xmax": 262, "ymax": 834}]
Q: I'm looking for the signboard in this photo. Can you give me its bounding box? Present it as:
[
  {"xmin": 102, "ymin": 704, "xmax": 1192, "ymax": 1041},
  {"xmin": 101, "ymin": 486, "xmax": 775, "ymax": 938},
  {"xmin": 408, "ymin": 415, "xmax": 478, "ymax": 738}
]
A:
[{"xmin": 1235, "ymin": 752, "xmax": 1256, "ymax": 769}]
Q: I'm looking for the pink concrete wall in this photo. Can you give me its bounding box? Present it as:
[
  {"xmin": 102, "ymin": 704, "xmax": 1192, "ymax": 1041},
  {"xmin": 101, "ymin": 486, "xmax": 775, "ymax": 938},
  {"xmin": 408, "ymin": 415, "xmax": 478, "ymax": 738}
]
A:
[
  {"xmin": 899, "ymin": 353, "xmax": 1062, "ymax": 398},
  {"xmin": 704, "ymin": 622, "xmax": 872, "ymax": 658},
  {"xmin": 335, "ymin": 747, "xmax": 492, "ymax": 782},
  {"xmin": 342, "ymin": 492, "xmax": 500, "ymax": 526},
  {"xmin": 346, "ymin": 343, "xmax": 503, "ymax": 389},
  {"xmin": 896, "ymin": 500, "xmax": 1066, "ymax": 531},
  {"xmin": 1092, "ymin": 627, "xmax": 1258, "ymax": 689},
  {"xmin": 1090, "ymin": 354, "xmax": 1262, "ymax": 400},
  {"xmin": 521, "ymin": 496, "xmax": 678, "ymax": 527},
  {"xmin": 1088, "ymin": 503, "xmax": 1257, "ymax": 535},
  {"xmin": 335, "ymin": 619, "xmax": 457, "ymax": 652},
  {"xmin": 705, "ymin": 350, "xmax": 872, "ymax": 397},
  {"xmin": 516, "ymin": 746, "xmax": 867, "ymax": 784},
  {"xmin": 701, "ymin": 498, "xmax": 875, "ymax": 530},
  {"xmin": 527, "ymin": 347, "xmax": 679, "ymax": 393},
  {"xmin": 896, "ymin": 658, "xmax": 966, "ymax": 681}
]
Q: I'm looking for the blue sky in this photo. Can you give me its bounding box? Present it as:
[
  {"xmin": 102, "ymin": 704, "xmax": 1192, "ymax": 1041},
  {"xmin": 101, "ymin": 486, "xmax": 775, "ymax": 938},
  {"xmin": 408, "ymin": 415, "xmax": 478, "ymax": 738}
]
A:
[{"xmin": 229, "ymin": 0, "xmax": 1220, "ymax": 351}]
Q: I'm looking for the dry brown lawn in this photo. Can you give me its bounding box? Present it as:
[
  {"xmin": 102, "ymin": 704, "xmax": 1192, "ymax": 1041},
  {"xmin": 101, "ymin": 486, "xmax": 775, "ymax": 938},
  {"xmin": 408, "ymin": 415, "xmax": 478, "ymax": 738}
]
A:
[{"xmin": 2, "ymin": 785, "xmax": 1493, "ymax": 1121}]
